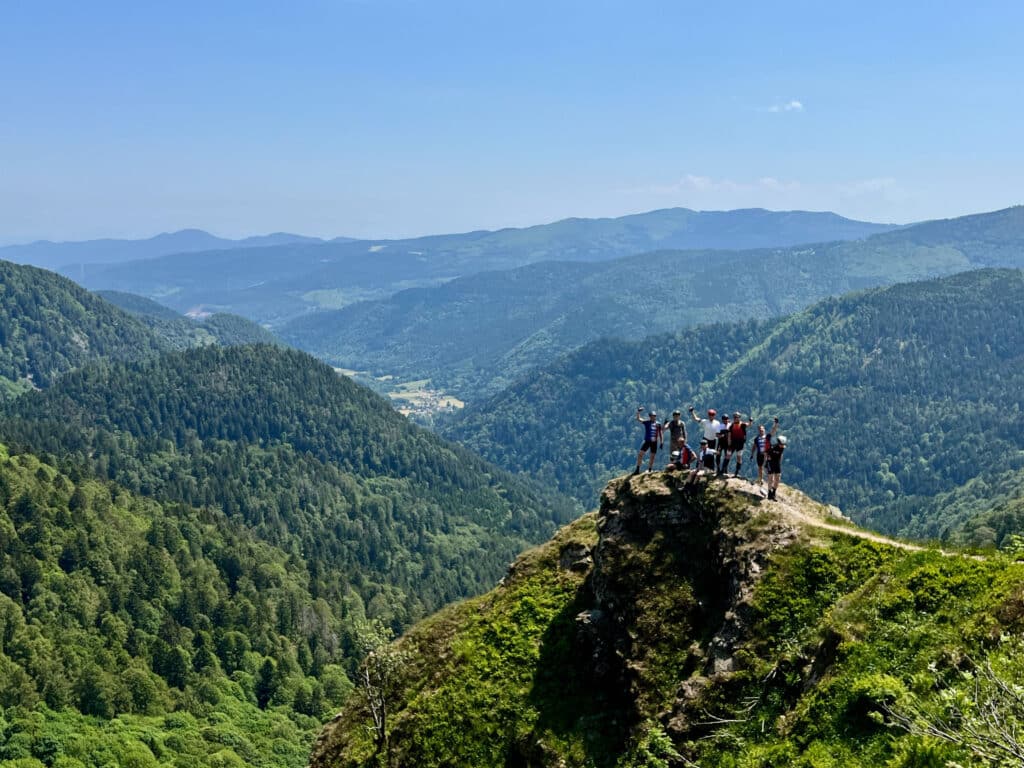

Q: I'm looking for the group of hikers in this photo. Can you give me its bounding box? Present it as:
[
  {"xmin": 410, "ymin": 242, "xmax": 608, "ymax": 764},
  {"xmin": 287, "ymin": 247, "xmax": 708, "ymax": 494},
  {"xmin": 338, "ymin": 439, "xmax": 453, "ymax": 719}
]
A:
[{"xmin": 633, "ymin": 406, "xmax": 788, "ymax": 500}]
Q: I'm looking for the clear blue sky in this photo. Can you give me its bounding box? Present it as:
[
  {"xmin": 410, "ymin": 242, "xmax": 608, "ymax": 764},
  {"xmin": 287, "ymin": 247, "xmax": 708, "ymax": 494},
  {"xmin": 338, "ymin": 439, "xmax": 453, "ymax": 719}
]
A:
[{"xmin": 2, "ymin": 1, "xmax": 1021, "ymax": 242}]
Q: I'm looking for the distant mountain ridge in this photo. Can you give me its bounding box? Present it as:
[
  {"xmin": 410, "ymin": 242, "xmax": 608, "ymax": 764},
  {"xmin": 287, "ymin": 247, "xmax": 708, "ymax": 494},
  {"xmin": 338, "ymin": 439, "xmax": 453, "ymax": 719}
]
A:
[
  {"xmin": 64, "ymin": 208, "xmax": 896, "ymax": 324},
  {"xmin": 282, "ymin": 205, "xmax": 1024, "ymax": 402},
  {"xmin": 2, "ymin": 228, "xmax": 328, "ymax": 270}
]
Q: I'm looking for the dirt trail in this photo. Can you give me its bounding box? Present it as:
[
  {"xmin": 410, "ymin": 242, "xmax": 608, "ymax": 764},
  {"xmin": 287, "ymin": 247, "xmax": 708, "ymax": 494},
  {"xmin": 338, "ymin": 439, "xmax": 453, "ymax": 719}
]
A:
[{"xmin": 715, "ymin": 475, "xmax": 981, "ymax": 558}]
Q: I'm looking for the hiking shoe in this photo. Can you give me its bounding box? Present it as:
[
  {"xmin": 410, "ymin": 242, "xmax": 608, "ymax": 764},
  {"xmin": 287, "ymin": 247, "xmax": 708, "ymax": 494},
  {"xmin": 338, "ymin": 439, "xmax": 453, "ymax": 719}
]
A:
[{"xmin": 631, "ymin": 468, "xmax": 639, "ymax": 476}]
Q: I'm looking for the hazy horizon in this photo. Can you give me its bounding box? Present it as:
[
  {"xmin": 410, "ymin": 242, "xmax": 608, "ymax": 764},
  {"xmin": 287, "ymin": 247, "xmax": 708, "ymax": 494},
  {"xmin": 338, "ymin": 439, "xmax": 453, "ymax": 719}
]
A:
[
  {"xmin": 3, "ymin": 1, "xmax": 1021, "ymax": 244},
  {"xmin": 0, "ymin": 203, "xmax": 921, "ymax": 248}
]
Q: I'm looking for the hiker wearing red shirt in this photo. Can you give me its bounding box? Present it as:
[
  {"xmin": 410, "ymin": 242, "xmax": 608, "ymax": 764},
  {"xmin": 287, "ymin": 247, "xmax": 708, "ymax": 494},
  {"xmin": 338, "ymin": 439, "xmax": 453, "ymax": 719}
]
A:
[
  {"xmin": 722, "ymin": 411, "xmax": 752, "ymax": 477},
  {"xmin": 667, "ymin": 441, "xmax": 696, "ymax": 471}
]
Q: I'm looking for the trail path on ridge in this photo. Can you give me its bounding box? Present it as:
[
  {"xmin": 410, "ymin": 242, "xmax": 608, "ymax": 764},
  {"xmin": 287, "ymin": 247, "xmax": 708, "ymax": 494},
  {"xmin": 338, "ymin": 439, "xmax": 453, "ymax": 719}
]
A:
[
  {"xmin": 717, "ymin": 475, "xmax": 979, "ymax": 558},
  {"xmin": 621, "ymin": 470, "xmax": 983, "ymax": 559}
]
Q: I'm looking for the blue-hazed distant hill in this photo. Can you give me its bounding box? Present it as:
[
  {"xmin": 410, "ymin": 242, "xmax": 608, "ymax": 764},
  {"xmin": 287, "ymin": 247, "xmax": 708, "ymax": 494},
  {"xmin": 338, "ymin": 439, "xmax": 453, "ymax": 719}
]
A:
[
  {"xmin": 281, "ymin": 206, "xmax": 1024, "ymax": 401},
  {"xmin": 63, "ymin": 208, "xmax": 897, "ymax": 324},
  {"xmin": 2, "ymin": 228, "xmax": 329, "ymax": 271}
]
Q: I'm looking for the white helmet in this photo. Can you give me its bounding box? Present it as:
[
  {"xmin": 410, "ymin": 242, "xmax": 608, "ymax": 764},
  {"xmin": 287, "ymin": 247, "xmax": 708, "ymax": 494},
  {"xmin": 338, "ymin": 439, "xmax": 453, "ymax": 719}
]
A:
[{"xmin": 778, "ymin": 435, "xmax": 788, "ymax": 445}]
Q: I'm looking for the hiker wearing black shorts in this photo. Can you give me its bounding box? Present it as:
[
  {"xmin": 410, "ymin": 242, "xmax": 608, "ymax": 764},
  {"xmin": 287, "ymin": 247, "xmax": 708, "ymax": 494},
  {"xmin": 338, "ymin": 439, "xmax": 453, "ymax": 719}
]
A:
[
  {"xmin": 633, "ymin": 408, "xmax": 663, "ymax": 475},
  {"xmin": 767, "ymin": 418, "xmax": 786, "ymax": 500},
  {"xmin": 749, "ymin": 424, "xmax": 770, "ymax": 486},
  {"xmin": 722, "ymin": 411, "xmax": 752, "ymax": 477},
  {"xmin": 716, "ymin": 415, "xmax": 731, "ymax": 474},
  {"xmin": 690, "ymin": 406, "xmax": 722, "ymax": 464}
]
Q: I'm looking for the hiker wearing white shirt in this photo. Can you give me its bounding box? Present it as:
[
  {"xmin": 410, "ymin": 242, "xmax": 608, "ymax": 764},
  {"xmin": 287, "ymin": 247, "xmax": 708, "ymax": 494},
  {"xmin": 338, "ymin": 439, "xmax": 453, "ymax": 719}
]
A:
[{"xmin": 689, "ymin": 407, "xmax": 722, "ymax": 455}]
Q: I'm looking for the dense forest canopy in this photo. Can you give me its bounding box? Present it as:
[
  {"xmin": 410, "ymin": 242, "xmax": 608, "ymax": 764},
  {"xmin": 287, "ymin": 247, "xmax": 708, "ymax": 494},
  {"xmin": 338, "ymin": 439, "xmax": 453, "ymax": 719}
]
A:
[
  {"xmin": 0, "ymin": 345, "xmax": 576, "ymax": 631},
  {"xmin": 99, "ymin": 290, "xmax": 282, "ymax": 350},
  {"xmin": 0, "ymin": 443, "xmax": 350, "ymax": 767},
  {"xmin": 0, "ymin": 261, "xmax": 165, "ymax": 397},
  {"xmin": 0, "ymin": 266, "xmax": 579, "ymax": 767},
  {"xmin": 0, "ymin": 262, "xmax": 283, "ymax": 404},
  {"xmin": 443, "ymin": 268, "xmax": 1024, "ymax": 540}
]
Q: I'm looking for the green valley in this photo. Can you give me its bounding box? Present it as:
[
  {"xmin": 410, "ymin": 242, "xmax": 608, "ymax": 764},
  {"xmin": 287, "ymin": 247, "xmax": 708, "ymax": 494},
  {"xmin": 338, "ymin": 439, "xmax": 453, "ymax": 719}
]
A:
[
  {"xmin": 282, "ymin": 206, "xmax": 1024, "ymax": 402},
  {"xmin": 0, "ymin": 345, "xmax": 576, "ymax": 629}
]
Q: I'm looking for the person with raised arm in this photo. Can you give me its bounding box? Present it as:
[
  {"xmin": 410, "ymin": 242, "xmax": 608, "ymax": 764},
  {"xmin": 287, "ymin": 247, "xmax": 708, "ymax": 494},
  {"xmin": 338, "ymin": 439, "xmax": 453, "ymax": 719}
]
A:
[
  {"xmin": 722, "ymin": 410, "xmax": 753, "ymax": 477},
  {"xmin": 633, "ymin": 407, "xmax": 663, "ymax": 475},
  {"xmin": 689, "ymin": 406, "xmax": 722, "ymax": 454}
]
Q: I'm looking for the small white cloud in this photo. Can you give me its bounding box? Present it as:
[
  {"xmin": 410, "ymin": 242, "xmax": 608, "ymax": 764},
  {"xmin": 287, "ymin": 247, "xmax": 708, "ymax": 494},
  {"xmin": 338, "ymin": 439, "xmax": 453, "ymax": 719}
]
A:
[
  {"xmin": 644, "ymin": 175, "xmax": 801, "ymax": 196},
  {"xmin": 767, "ymin": 100, "xmax": 804, "ymax": 113}
]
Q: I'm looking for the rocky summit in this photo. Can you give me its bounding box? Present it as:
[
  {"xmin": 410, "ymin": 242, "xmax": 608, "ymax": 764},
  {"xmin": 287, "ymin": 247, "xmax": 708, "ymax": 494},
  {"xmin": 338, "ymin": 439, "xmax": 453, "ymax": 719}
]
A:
[{"xmin": 309, "ymin": 472, "xmax": 1024, "ymax": 767}]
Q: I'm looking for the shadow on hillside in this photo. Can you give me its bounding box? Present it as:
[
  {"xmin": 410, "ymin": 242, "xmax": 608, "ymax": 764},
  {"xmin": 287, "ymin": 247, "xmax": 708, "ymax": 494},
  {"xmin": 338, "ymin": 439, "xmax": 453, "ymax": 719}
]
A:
[{"xmin": 516, "ymin": 576, "xmax": 629, "ymax": 768}]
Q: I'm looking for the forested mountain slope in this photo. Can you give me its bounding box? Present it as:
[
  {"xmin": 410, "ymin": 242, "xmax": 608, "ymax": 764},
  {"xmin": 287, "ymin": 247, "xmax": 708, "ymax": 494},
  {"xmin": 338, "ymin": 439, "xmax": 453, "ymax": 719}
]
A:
[
  {"xmin": 442, "ymin": 268, "xmax": 1024, "ymax": 539},
  {"xmin": 0, "ymin": 261, "xmax": 166, "ymax": 398},
  {"xmin": 69, "ymin": 208, "xmax": 893, "ymax": 325},
  {"xmin": 0, "ymin": 443, "xmax": 349, "ymax": 767},
  {"xmin": 0, "ymin": 345, "xmax": 577, "ymax": 632},
  {"xmin": 0, "ymin": 261, "xmax": 286, "ymax": 401},
  {"xmin": 282, "ymin": 206, "xmax": 1024, "ymax": 401},
  {"xmin": 312, "ymin": 473, "xmax": 1024, "ymax": 768},
  {"xmin": 98, "ymin": 290, "xmax": 281, "ymax": 349}
]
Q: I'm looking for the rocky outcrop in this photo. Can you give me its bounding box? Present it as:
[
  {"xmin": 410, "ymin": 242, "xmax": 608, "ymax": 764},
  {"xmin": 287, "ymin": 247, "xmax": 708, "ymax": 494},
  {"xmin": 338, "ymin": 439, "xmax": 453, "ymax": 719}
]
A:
[
  {"xmin": 309, "ymin": 472, "xmax": 838, "ymax": 767},
  {"xmin": 578, "ymin": 472, "xmax": 801, "ymax": 738}
]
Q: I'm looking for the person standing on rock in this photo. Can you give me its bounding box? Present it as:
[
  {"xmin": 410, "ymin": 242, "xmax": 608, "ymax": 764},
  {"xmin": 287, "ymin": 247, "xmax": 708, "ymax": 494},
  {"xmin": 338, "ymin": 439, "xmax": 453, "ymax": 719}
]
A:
[
  {"xmin": 689, "ymin": 406, "xmax": 722, "ymax": 458},
  {"xmin": 716, "ymin": 415, "xmax": 731, "ymax": 474},
  {"xmin": 749, "ymin": 424, "xmax": 771, "ymax": 486},
  {"xmin": 663, "ymin": 410, "xmax": 688, "ymax": 455},
  {"xmin": 767, "ymin": 419, "xmax": 786, "ymax": 500},
  {"xmin": 633, "ymin": 407, "xmax": 663, "ymax": 475},
  {"xmin": 722, "ymin": 411, "xmax": 752, "ymax": 477}
]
